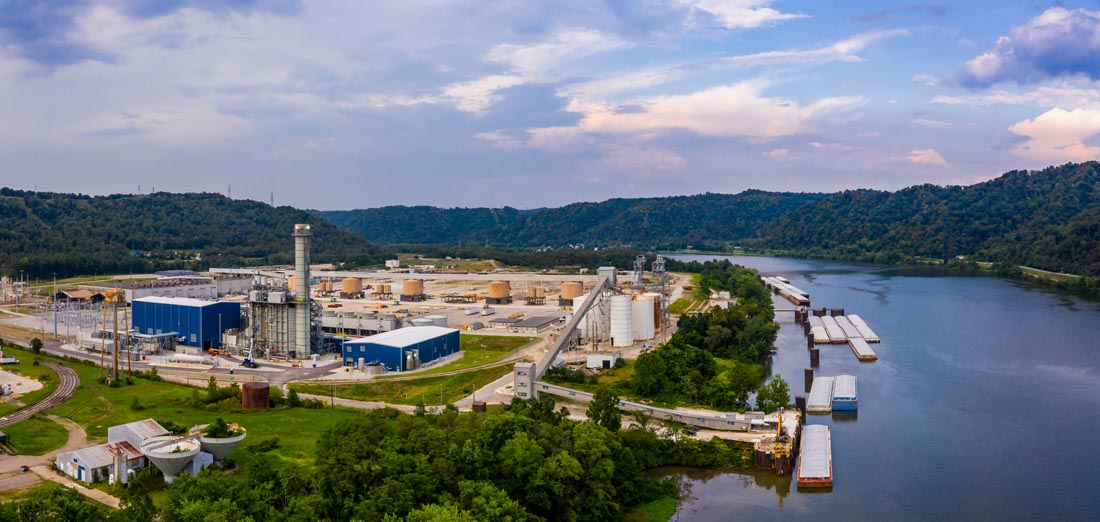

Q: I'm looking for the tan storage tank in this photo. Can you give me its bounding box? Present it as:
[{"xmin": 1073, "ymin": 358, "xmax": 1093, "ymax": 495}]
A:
[
  {"xmin": 378, "ymin": 283, "xmax": 391, "ymax": 294},
  {"xmin": 241, "ymin": 382, "xmax": 270, "ymax": 410},
  {"xmin": 287, "ymin": 275, "xmax": 296, "ymax": 290},
  {"xmin": 531, "ymin": 287, "xmax": 545, "ymax": 298},
  {"xmin": 560, "ymin": 282, "xmax": 583, "ymax": 299},
  {"xmin": 488, "ymin": 281, "xmax": 511, "ymax": 299},
  {"xmin": 403, "ymin": 280, "xmax": 424, "ymax": 296},
  {"xmin": 342, "ymin": 278, "xmax": 362, "ymax": 294}
]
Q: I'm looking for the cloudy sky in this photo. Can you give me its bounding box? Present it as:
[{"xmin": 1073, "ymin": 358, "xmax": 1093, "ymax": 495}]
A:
[{"xmin": 2, "ymin": 1, "xmax": 1099, "ymax": 209}]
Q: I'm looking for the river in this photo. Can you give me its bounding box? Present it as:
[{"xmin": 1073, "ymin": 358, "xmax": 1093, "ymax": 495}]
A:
[{"xmin": 664, "ymin": 254, "xmax": 1100, "ymax": 521}]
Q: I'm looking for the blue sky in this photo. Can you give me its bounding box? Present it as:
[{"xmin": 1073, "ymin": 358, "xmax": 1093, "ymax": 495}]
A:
[{"xmin": 2, "ymin": 1, "xmax": 1099, "ymax": 209}]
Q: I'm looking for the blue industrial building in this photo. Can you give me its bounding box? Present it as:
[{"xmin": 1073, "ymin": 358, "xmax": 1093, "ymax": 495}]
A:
[
  {"xmin": 132, "ymin": 297, "xmax": 240, "ymax": 350},
  {"xmin": 343, "ymin": 326, "xmax": 460, "ymax": 371}
]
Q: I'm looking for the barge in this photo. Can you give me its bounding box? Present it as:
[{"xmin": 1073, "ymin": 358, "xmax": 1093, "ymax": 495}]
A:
[
  {"xmin": 797, "ymin": 425, "xmax": 833, "ymax": 488},
  {"xmin": 848, "ymin": 337, "xmax": 878, "ymax": 361},
  {"xmin": 806, "ymin": 376, "xmax": 834, "ymax": 413},
  {"xmin": 832, "ymin": 374, "xmax": 858, "ymax": 411}
]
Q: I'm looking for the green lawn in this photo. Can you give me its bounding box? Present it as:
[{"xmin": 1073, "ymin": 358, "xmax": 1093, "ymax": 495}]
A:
[
  {"xmin": 624, "ymin": 495, "xmax": 678, "ymax": 521},
  {"xmin": 0, "ymin": 351, "xmax": 60, "ymax": 416},
  {"xmin": 4, "ymin": 415, "xmax": 69, "ymax": 455},
  {"xmin": 373, "ymin": 334, "xmax": 537, "ymax": 379},
  {"xmin": 545, "ymin": 359, "xmax": 636, "ymax": 395},
  {"xmin": 292, "ymin": 365, "xmax": 514, "ymax": 406}
]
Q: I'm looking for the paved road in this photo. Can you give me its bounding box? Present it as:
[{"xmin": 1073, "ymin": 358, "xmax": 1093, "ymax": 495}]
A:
[{"xmin": 0, "ymin": 363, "xmax": 78, "ymax": 429}]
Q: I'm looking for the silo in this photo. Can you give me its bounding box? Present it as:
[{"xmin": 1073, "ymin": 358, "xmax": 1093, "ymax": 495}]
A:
[
  {"xmin": 632, "ymin": 296, "xmax": 655, "ymax": 341},
  {"xmin": 560, "ymin": 282, "xmax": 583, "ymax": 299},
  {"xmin": 645, "ymin": 292, "xmax": 664, "ymax": 332},
  {"xmin": 403, "ymin": 280, "xmax": 424, "ymax": 295},
  {"xmin": 610, "ymin": 295, "xmax": 634, "ymax": 347},
  {"xmin": 287, "ymin": 275, "xmax": 296, "ymax": 290},
  {"xmin": 241, "ymin": 382, "xmax": 270, "ymax": 410},
  {"xmin": 379, "ymin": 283, "xmax": 391, "ymax": 294},
  {"xmin": 342, "ymin": 278, "xmax": 362, "ymax": 295},
  {"xmin": 488, "ymin": 281, "xmax": 510, "ymax": 298},
  {"xmin": 532, "ymin": 287, "xmax": 544, "ymax": 298}
]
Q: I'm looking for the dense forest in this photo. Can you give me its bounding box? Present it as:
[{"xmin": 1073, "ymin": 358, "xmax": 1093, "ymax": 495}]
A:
[
  {"xmin": 0, "ymin": 398, "xmax": 754, "ymax": 522},
  {"xmin": 316, "ymin": 191, "xmax": 826, "ymax": 249},
  {"xmin": 755, "ymin": 162, "xmax": 1100, "ymax": 277},
  {"xmin": 0, "ymin": 189, "xmax": 383, "ymax": 278}
]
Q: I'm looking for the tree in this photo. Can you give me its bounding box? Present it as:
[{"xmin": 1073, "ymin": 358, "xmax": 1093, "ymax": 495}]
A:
[
  {"xmin": 114, "ymin": 480, "xmax": 156, "ymax": 522},
  {"xmin": 30, "ymin": 337, "xmax": 42, "ymax": 361},
  {"xmin": 586, "ymin": 388, "xmax": 622, "ymax": 432},
  {"xmin": 755, "ymin": 375, "xmax": 791, "ymax": 414}
]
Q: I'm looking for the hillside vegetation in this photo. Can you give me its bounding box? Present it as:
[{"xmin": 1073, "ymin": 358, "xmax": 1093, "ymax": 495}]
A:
[
  {"xmin": 0, "ymin": 189, "xmax": 383, "ymax": 278},
  {"xmin": 317, "ymin": 191, "xmax": 826, "ymax": 248},
  {"xmin": 754, "ymin": 162, "xmax": 1100, "ymax": 277}
]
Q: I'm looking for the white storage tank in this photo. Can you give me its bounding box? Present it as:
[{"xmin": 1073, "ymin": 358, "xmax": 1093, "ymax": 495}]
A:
[
  {"xmin": 610, "ymin": 295, "xmax": 633, "ymax": 347},
  {"xmin": 632, "ymin": 296, "xmax": 655, "ymax": 341}
]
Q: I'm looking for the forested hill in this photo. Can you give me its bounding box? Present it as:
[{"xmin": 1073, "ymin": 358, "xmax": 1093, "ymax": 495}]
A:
[
  {"xmin": 0, "ymin": 189, "xmax": 382, "ymax": 278},
  {"xmin": 316, "ymin": 191, "xmax": 827, "ymax": 248},
  {"xmin": 755, "ymin": 162, "xmax": 1100, "ymax": 277}
]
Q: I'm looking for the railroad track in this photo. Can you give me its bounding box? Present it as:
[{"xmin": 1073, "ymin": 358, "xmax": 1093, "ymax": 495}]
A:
[{"xmin": 0, "ymin": 363, "xmax": 79, "ymax": 428}]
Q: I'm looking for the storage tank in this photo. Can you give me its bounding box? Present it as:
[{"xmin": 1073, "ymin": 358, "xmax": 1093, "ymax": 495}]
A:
[
  {"xmin": 488, "ymin": 281, "xmax": 511, "ymax": 299},
  {"xmin": 378, "ymin": 283, "xmax": 391, "ymax": 294},
  {"xmin": 424, "ymin": 314, "xmax": 448, "ymax": 327},
  {"xmin": 644, "ymin": 292, "xmax": 663, "ymax": 332},
  {"xmin": 610, "ymin": 295, "xmax": 634, "ymax": 347},
  {"xmin": 241, "ymin": 382, "xmax": 269, "ymax": 410},
  {"xmin": 197, "ymin": 424, "xmax": 247, "ymax": 461},
  {"xmin": 287, "ymin": 275, "xmax": 296, "ymax": 290},
  {"xmin": 403, "ymin": 280, "xmax": 424, "ymax": 296},
  {"xmin": 410, "ymin": 318, "xmax": 434, "ymax": 327},
  {"xmin": 632, "ymin": 296, "xmax": 655, "ymax": 341},
  {"xmin": 560, "ymin": 282, "xmax": 583, "ymax": 299},
  {"xmin": 140, "ymin": 436, "xmax": 200, "ymax": 484},
  {"xmin": 342, "ymin": 278, "xmax": 362, "ymax": 294},
  {"xmin": 531, "ymin": 287, "xmax": 545, "ymax": 298}
]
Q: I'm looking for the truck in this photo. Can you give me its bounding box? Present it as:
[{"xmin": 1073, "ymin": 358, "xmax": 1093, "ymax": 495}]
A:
[
  {"xmin": 481, "ymin": 307, "xmax": 495, "ymax": 316},
  {"xmin": 465, "ymin": 308, "xmax": 479, "ymax": 316}
]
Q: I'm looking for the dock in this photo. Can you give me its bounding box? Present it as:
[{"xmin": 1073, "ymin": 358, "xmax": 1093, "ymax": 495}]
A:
[
  {"xmin": 797, "ymin": 425, "xmax": 833, "ymax": 488},
  {"xmin": 846, "ymin": 315, "xmax": 880, "ymax": 343},
  {"xmin": 831, "ymin": 375, "xmax": 858, "ymax": 411},
  {"xmin": 806, "ymin": 376, "xmax": 834, "ymax": 413},
  {"xmin": 848, "ymin": 338, "xmax": 878, "ymax": 361}
]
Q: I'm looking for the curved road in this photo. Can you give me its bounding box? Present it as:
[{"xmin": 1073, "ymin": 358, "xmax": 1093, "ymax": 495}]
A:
[{"xmin": 0, "ymin": 362, "xmax": 79, "ymax": 428}]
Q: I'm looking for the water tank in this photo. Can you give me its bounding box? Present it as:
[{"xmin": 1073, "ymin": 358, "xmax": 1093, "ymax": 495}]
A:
[
  {"xmin": 488, "ymin": 281, "xmax": 510, "ymax": 299},
  {"xmin": 342, "ymin": 278, "xmax": 362, "ymax": 294},
  {"xmin": 632, "ymin": 296, "xmax": 655, "ymax": 341},
  {"xmin": 403, "ymin": 280, "xmax": 424, "ymax": 296},
  {"xmin": 610, "ymin": 295, "xmax": 634, "ymax": 347},
  {"xmin": 560, "ymin": 282, "xmax": 583, "ymax": 299},
  {"xmin": 241, "ymin": 382, "xmax": 269, "ymax": 410}
]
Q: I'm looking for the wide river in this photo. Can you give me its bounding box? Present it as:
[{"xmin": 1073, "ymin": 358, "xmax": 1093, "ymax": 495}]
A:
[{"xmin": 664, "ymin": 254, "xmax": 1100, "ymax": 521}]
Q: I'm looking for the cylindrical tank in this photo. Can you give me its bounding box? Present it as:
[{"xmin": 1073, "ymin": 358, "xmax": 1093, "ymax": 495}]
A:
[
  {"xmin": 424, "ymin": 314, "xmax": 448, "ymax": 327},
  {"xmin": 287, "ymin": 275, "xmax": 296, "ymax": 290},
  {"xmin": 342, "ymin": 278, "xmax": 362, "ymax": 294},
  {"xmin": 610, "ymin": 295, "xmax": 633, "ymax": 347},
  {"xmin": 379, "ymin": 283, "xmax": 391, "ymax": 294},
  {"xmin": 403, "ymin": 280, "xmax": 424, "ymax": 296},
  {"xmin": 531, "ymin": 287, "xmax": 545, "ymax": 298},
  {"xmin": 411, "ymin": 318, "xmax": 434, "ymax": 327},
  {"xmin": 488, "ymin": 281, "xmax": 510, "ymax": 299},
  {"xmin": 241, "ymin": 382, "xmax": 270, "ymax": 410},
  {"xmin": 560, "ymin": 282, "xmax": 583, "ymax": 299},
  {"xmin": 632, "ymin": 296, "xmax": 655, "ymax": 341}
]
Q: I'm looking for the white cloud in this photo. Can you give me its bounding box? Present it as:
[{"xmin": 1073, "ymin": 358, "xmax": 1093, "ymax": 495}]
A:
[
  {"xmin": 960, "ymin": 7, "xmax": 1100, "ymax": 86},
  {"xmin": 475, "ymin": 130, "xmax": 524, "ymax": 149},
  {"xmin": 683, "ymin": 0, "xmax": 808, "ymax": 29},
  {"xmin": 906, "ymin": 149, "xmax": 948, "ymax": 166},
  {"xmin": 723, "ymin": 29, "xmax": 909, "ymax": 69},
  {"xmin": 912, "ymin": 73, "xmax": 940, "ymax": 86},
  {"xmin": 764, "ymin": 148, "xmax": 789, "ymax": 158},
  {"xmin": 528, "ymin": 79, "xmax": 866, "ymax": 145},
  {"xmin": 931, "ymin": 81, "xmax": 1100, "ymax": 108},
  {"xmin": 1007, "ymin": 108, "xmax": 1100, "ymax": 162},
  {"xmin": 912, "ymin": 118, "xmax": 951, "ymax": 129}
]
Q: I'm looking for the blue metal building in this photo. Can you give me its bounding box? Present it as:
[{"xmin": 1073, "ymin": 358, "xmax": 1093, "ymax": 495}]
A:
[
  {"xmin": 343, "ymin": 326, "xmax": 460, "ymax": 371},
  {"xmin": 132, "ymin": 297, "xmax": 240, "ymax": 350}
]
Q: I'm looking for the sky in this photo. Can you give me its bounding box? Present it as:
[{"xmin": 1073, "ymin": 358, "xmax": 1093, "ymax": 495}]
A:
[{"xmin": 2, "ymin": 1, "xmax": 1100, "ymax": 209}]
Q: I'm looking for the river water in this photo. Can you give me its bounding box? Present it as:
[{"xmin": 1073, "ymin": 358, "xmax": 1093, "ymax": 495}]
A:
[{"xmin": 665, "ymin": 254, "xmax": 1100, "ymax": 521}]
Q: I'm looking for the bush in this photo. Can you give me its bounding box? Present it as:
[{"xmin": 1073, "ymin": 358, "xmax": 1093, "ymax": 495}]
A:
[
  {"xmin": 302, "ymin": 399, "xmax": 325, "ymax": 409},
  {"xmin": 247, "ymin": 437, "xmax": 281, "ymax": 454},
  {"xmin": 287, "ymin": 389, "xmax": 302, "ymax": 408},
  {"xmin": 130, "ymin": 397, "xmax": 145, "ymax": 411}
]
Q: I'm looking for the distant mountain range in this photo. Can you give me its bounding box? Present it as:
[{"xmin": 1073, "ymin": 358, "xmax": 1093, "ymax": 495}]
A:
[
  {"xmin": 3, "ymin": 162, "xmax": 1098, "ymax": 280},
  {"xmin": 0, "ymin": 189, "xmax": 381, "ymax": 278},
  {"xmin": 315, "ymin": 191, "xmax": 826, "ymax": 249}
]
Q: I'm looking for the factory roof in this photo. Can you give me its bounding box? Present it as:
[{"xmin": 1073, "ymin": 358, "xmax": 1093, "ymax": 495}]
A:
[
  {"xmin": 487, "ymin": 317, "xmax": 523, "ymax": 324},
  {"xmin": 59, "ymin": 441, "xmax": 142, "ymax": 470},
  {"xmin": 345, "ymin": 326, "xmax": 457, "ymax": 348},
  {"xmin": 111, "ymin": 419, "xmax": 170, "ymax": 441},
  {"xmin": 512, "ymin": 316, "xmax": 560, "ymax": 328},
  {"xmin": 133, "ymin": 296, "xmax": 230, "ymax": 308}
]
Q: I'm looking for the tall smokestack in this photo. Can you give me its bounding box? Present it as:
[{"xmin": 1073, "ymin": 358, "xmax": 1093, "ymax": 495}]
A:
[{"xmin": 293, "ymin": 224, "xmax": 312, "ymax": 359}]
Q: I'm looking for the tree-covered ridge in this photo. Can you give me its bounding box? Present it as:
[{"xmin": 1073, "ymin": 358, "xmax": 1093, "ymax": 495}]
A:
[
  {"xmin": 316, "ymin": 190, "xmax": 827, "ymax": 248},
  {"xmin": 0, "ymin": 189, "xmax": 383, "ymax": 278},
  {"xmin": 755, "ymin": 162, "xmax": 1100, "ymax": 276}
]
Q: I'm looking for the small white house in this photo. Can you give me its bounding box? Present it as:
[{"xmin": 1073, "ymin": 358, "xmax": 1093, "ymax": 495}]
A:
[{"xmin": 586, "ymin": 351, "xmax": 621, "ymax": 370}]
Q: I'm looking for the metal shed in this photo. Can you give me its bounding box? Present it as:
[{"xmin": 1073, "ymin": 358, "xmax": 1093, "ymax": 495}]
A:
[{"xmin": 342, "ymin": 326, "xmax": 459, "ymax": 371}]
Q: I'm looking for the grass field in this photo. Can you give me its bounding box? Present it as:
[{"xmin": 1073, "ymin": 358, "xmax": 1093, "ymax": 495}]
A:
[
  {"xmin": 0, "ymin": 354, "xmax": 60, "ymax": 416},
  {"xmin": 3, "ymin": 415, "xmax": 69, "ymax": 455},
  {"xmin": 624, "ymin": 495, "xmax": 677, "ymax": 521},
  {"xmin": 292, "ymin": 365, "xmax": 514, "ymax": 406}
]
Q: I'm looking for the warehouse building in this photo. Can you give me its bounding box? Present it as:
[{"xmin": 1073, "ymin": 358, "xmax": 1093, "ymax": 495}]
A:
[
  {"xmin": 508, "ymin": 316, "xmax": 561, "ymax": 334},
  {"xmin": 55, "ymin": 419, "xmax": 168, "ymax": 484},
  {"xmin": 342, "ymin": 326, "xmax": 459, "ymax": 371},
  {"xmin": 82, "ymin": 276, "xmax": 252, "ymax": 302},
  {"xmin": 132, "ymin": 297, "xmax": 240, "ymax": 350}
]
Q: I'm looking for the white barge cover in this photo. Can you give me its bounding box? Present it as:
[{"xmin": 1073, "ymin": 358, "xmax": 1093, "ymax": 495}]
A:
[
  {"xmin": 835, "ymin": 316, "xmax": 863, "ymax": 339},
  {"xmin": 848, "ymin": 338, "xmax": 878, "ymax": 361},
  {"xmin": 811, "ymin": 326, "xmax": 831, "ymax": 344},
  {"xmin": 832, "ymin": 375, "xmax": 857, "ymax": 401},
  {"xmin": 821, "ymin": 316, "xmax": 847, "ymax": 343},
  {"xmin": 806, "ymin": 376, "xmax": 834, "ymax": 413},
  {"xmin": 846, "ymin": 315, "xmax": 880, "ymax": 343},
  {"xmin": 808, "ymin": 316, "xmax": 824, "ymax": 328},
  {"xmin": 797, "ymin": 425, "xmax": 833, "ymax": 485}
]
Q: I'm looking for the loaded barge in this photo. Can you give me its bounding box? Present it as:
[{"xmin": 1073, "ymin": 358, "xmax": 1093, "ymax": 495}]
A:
[{"xmin": 796, "ymin": 425, "xmax": 833, "ymax": 488}]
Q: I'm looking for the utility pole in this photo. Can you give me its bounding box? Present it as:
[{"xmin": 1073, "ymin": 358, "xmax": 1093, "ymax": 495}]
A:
[{"xmin": 52, "ymin": 273, "xmax": 58, "ymax": 340}]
